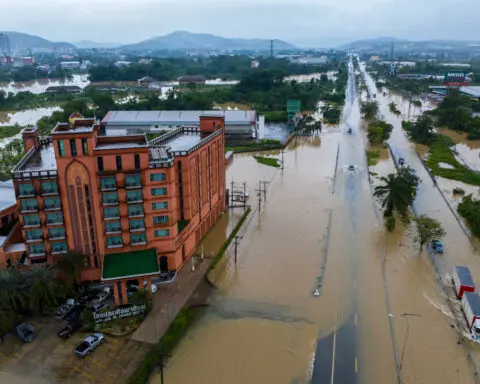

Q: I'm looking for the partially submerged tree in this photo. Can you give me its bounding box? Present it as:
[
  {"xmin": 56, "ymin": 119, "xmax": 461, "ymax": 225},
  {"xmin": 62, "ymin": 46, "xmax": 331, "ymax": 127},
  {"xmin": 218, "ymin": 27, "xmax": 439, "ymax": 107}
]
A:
[{"xmin": 413, "ymin": 215, "xmax": 446, "ymax": 252}]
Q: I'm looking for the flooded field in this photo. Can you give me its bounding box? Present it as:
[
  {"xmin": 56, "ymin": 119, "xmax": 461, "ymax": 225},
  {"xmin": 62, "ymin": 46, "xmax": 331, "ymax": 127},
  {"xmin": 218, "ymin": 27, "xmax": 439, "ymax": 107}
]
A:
[{"xmin": 0, "ymin": 107, "xmax": 62, "ymax": 127}]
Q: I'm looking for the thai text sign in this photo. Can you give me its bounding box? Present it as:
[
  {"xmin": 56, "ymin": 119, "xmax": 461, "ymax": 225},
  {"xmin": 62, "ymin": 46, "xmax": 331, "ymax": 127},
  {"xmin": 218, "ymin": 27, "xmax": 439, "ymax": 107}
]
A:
[
  {"xmin": 444, "ymin": 71, "xmax": 467, "ymax": 85},
  {"xmin": 93, "ymin": 304, "xmax": 146, "ymax": 323}
]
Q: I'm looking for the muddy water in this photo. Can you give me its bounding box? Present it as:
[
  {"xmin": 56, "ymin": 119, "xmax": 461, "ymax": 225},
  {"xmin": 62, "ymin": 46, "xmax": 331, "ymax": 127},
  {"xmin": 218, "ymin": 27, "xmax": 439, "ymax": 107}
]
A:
[
  {"xmin": 0, "ymin": 74, "xmax": 88, "ymax": 95},
  {"xmin": 150, "ymin": 59, "xmax": 399, "ymax": 384},
  {"xmin": 362, "ymin": 64, "xmax": 479, "ymax": 382},
  {"xmin": 0, "ymin": 107, "xmax": 62, "ymax": 127}
]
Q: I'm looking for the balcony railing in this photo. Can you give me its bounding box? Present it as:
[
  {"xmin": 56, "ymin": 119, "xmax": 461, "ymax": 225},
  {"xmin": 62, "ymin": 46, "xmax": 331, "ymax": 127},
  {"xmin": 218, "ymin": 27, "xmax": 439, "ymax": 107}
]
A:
[
  {"xmin": 128, "ymin": 211, "xmax": 144, "ymax": 218},
  {"xmin": 125, "ymin": 182, "xmax": 142, "ymax": 190},
  {"xmin": 44, "ymin": 204, "xmax": 61, "ymax": 211},
  {"xmin": 49, "ymin": 234, "xmax": 65, "ymax": 240},
  {"xmin": 100, "ymin": 184, "xmax": 117, "ymax": 191},
  {"xmin": 23, "ymin": 221, "xmax": 41, "ymax": 228},
  {"xmin": 102, "ymin": 199, "xmax": 119, "ymax": 206},
  {"xmin": 131, "ymin": 240, "xmax": 147, "ymax": 246},
  {"xmin": 46, "ymin": 219, "xmax": 63, "ymax": 226},
  {"xmin": 42, "ymin": 189, "xmax": 58, "ymax": 196},
  {"xmin": 26, "ymin": 236, "xmax": 43, "ymax": 243},
  {"xmin": 18, "ymin": 190, "xmax": 36, "ymax": 197},
  {"xmin": 127, "ymin": 196, "xmax": 143, "ymax": 203},
  {"xmin": 130, "ymin": 226, "xmax": 145, "ymax": 232},
  {"xmin": 52, "ymin": 248, "xmax": 67, "ymax": 255},
  {"xmin": 29, "ymin": 251, "xmax": 46, "ymax": 257},
  {"xmin": 107, "ymin": 242, "xmax": 123, "ymax": 249},
  {"xmin": 106, "ymin": 227, "xmax": 122, "ymax": 234},
  {"xmin": 21, "ymin": 206, "xmax": 38, "ymax": 213}
]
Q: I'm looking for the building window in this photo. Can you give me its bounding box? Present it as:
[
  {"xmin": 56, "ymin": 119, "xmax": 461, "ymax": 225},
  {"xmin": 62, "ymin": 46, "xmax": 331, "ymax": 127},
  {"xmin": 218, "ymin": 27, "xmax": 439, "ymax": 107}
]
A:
[
  {"xmin": 154, "ymin": 229, "xmax": 170, "ymax": 237},
  {"xmin": 100, "ymin": 176, "xmax": 116, "ymax": 190},
  {"xmin": 46, "ymin": 212, "xmax": 63, "ymax": 224},
  {"xmin": 41, "ymin": 181, "xmax": 58, "ymax": 195},
  {"xmin": 57, "ymin": 140, "xmax": 65, "ymax": 157},
  {"xmin": 97, "ymin": 157, "xmax": 104, "ymax": 172},
  {"xmin": 134, "ymin": 154, "xmax": 141, "ymax": 169},
  {"xmin": 107, "ymin": 236, "xmax": 123, "ymax": 247},
  {"xmin": 130, "ymin": 219, "xmax": 145, "ymax": 231},
  {"xmin": 152, "ymin": 187, "xmax": 167, "ymax": 196},
  {"xmin": 126, "ymin": 190, "xmax": 143, "ymax": 203},
  {"xmin": 102, "ymin": 192, "xmax": 118, "ymax": 204},
  {"xmin": 150, "ymin": 173, "xmax": 166, "ymax": 182},
  {"xmin": 153, "ymin": 215, "xmax": 169, "ymax": 224},
  {"xmin": 26, "ymin": 229, "xmax": 43, "ymax": 241},
  {"xmin": 23, "ymin": 214, "xmax": 40, "ymax": 226},
  {"xmin": 81, "ymin": 138, "xmax": 88, "ymax": 155},
  {"xmin": 128, "ymin": 204, "xmax": 144, "ymax": 217},
  {"xmin": 48, "ymin": 227, "xmax": 65, "ymax": 239},
  {"xmin": 18, "ymin": 183, "xmax": 35, "ymax": 196},
  {"xmin": 131, "ymin": 233, "xmax": 146, "ymax": 245},
  {"xmin": 116, "ymin": 155, "xmax": 122, "ymax": 171},
  {"xmin": 51, "ymin": 241, "xmax": 67, "ymax": 253},
  {"xmin": 20, "ymin": 199, "xmax": 38, "ymax": 212},
  {"xmin": 105, "ymin": 221, "xmax": 121, "ymax": 233},
  {"xmin": 103, "ymin": 207, "xmax": 120, "ymax": 219},
  {"xmin": 152, "ymin": 201, "xmax": 168, "ymax": 210},
  {"xmin": 125, "ymin": 174, "xmax": 141, "ymax": 188},
  {"xmin": 44, "ymin": 197, "xmax": 61, "ymax": 210},
  {"xmin": 29, "ymin": 243, "xmax": 45, "ymax": 255},
  {"xmin": 70, "ymin": 139, "xmax": 77, "ymax": 156}
]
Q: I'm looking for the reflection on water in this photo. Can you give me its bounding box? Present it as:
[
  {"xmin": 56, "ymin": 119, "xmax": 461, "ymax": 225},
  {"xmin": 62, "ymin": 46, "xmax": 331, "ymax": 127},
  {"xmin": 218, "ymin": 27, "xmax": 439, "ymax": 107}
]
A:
[
  {"xmin": 261, "ymin": 122, "xmax": 291, "ymax": 143},
  {"xmin": 0, "ymin": 74, "xmax": 88, "ymax": 95},
  {"xmin": 0, "ymin": 107, "xmax": 62, "ymax": 127}
]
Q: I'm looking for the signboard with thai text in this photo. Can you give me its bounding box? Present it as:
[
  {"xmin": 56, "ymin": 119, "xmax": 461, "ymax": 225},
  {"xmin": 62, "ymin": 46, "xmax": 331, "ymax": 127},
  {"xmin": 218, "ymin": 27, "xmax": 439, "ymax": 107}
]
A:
[{"xmin": 93, "ymin": 304, "xmax": 146, "ymax": 324}]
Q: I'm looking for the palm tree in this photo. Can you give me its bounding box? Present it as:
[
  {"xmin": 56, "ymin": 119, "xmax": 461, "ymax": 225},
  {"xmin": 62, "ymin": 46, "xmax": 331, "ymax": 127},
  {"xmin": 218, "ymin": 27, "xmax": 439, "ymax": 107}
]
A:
[
  {"xmin": 374, "ymin": 173, "xmax": 412, "ymax": 218},
  {"xmin": 0, "ymin": 268, "xmax": 28, "ymax": 312},
  {"xmin": 54, "ymin": 252, "xmax": 86, "ymax": 283},
  {"xmin": 26, "ymin": 265, "xmax": 62, "ymax": 314},
  {"xmin": 0, "ymin": 302, "xmax": 16, "ymax": 335}
]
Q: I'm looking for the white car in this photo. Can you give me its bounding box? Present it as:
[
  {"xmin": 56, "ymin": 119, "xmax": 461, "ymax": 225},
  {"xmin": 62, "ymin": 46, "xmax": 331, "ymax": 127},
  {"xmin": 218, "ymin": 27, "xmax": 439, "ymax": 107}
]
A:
[{"xmin": 75, "ymin": 333, "xmax": 104, "ymax": 357}]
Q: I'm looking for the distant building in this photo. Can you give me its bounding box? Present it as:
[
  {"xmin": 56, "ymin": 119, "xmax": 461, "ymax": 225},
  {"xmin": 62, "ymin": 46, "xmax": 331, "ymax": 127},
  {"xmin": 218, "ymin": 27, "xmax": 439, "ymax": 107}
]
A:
[
  {"xmin": 114, "ymin": 61, "xmax": 131, "ymax": 67},
  {"xmin": 60, "ymin": 61, "xmax": 81, "ymax": 69},
  {"xmin": 138, "ymin": 58, "xmax": 152, "ymax": 65},
  {"xmin": 21, "ymin": 57, "xmax": 34, "ymax": 66},
  {"xmin": 177, "ymin": 75, "xmax": 206, "ymax": 86},
  {"xmin": 37, "ymin": 64, "xmax": 50, "ymax": 72},
  {"xmin": 251, "ymin": 60, "xmax": 260, "ymax": 68},
  {"xmin": 137, "ymin": 76, "xmax": 157, "ymax": 87},
  {"xmin": 291, "ymin": 56, "xmax": 328, "ymax": 65},
  {"xmin": 0, "ymin": 33, "xmax": 10, "ymax": 55},
  {"xmin": 370, "ymin": 55, "xmax": 380, "ymax": 61},
  {"xmin": 45, "ymin": 85, "xmax": 82, "ymax": 94}
]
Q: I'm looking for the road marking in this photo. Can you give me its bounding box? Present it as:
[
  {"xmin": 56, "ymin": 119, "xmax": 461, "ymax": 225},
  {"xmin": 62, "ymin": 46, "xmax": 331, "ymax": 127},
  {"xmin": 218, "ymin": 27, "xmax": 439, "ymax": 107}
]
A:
[
  {"xmin": 70, "ymin": 366, "xmax": 95, "ymax": 382},
  {"xmin": 0, "ymin": 351, "xmax": 7, "ymax": 358},
  {"xmin": 331, "ymin": 314, "xmax": 338, "ymax": 384},
  {"xmin": 87, "ymin": 356, "xmax": 106, "ymax": 369},
  {"xmin": 355, "ymin": 357, "xmax": 358, "ymax": 373}
]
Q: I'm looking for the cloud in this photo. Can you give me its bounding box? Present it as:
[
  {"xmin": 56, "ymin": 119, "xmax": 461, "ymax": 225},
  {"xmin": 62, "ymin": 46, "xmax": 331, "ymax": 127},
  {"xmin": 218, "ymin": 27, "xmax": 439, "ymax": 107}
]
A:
[{"xmin": 0, "ymin": 0, "xmax": 479, "ymax": 45}]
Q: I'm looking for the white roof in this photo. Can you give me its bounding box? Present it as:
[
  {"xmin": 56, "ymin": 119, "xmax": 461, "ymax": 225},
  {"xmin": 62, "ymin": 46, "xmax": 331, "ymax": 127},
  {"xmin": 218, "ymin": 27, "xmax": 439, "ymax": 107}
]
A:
[{"xmin": 0, "ymin": 182, "xmax": 17, "ymax": 212}]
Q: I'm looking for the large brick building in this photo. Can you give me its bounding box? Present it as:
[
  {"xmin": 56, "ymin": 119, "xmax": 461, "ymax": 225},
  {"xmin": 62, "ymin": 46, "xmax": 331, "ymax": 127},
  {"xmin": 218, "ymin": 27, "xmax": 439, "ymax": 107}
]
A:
[{"xmin": 10, "ymin": 115, "xmax": 227, "ymax": 304}]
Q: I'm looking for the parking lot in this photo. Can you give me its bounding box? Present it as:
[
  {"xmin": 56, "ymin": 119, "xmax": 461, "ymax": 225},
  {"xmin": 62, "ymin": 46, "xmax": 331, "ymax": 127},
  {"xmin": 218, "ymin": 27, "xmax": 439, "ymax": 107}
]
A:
[{"xmin": 0, "ymin": 316, "xmax": 150, "ymax": 384}]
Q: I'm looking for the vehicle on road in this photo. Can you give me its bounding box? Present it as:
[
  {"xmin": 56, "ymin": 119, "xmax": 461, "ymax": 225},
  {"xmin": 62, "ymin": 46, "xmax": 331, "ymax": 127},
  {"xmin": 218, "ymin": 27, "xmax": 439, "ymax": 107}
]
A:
[
  {"xmin": 430, "ymin": 240, "xmax": 444, "ymax": 254},
  {"xmin": 91, "ymin": 287, "xmax": 111, "ymax": 304},
  {"xmin": 55, "ymin": 299, "xmax": 75, "ymax": 319},
  {"xmin": 348, "ymin": 165, "xmax": 355, "ymax": 171},
  {"xmin": 14, "ymin": 323, "xmax": 35, "ymax": 343},
  {"xmin": 399, "ymin": 157, "xmax": 405, "ymax": 166},
  {"xmin": 57, "ymin": 321, "xmax": 82, "ymax": 339},
  {"xmin": 372, "ymin": 94, "xmax": 376, "ymax": 98},
  {"xmin": 462, "ymin": 292, "xmax": 480, "ymax": 340},
  {"xmin": 75, "ymin": 333, "xmax": 104, "ymax": 357},
  {"xmin": 453, "ymin": 265, "xmax": 475, "ymax": 299},
  {"xmin": 347, "ymin": 128, "xmax": 352, "ymax": 134}
]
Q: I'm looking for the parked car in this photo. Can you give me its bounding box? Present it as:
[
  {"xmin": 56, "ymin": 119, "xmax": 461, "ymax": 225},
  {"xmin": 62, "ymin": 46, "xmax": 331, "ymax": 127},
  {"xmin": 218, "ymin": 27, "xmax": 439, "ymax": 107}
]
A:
[
  {"xmin": 57, "ymin": 321, "xmax": 82, "ymax": 339},
  {"xmin": 89, "ymin": 302, "xmax": 106, "ymax": 312},
  {"xmin": 63, "ymin": 304, "xmax": 84, "ymax": 322},
  {"xmin": 14, "ymin": 323, "xmax": 35, "ymax": 343},
  {"xmin": 75, "ymin": 333, "xmax": 104, "ymax": 357},
  {"xmin": 55, "ymin": 299, "xmax": 75, "ymax": 319},
  {"xmin": 77, "ymin": 289, "xmax": 101, "ymax": 305},
  {"xmin": 399, "ymin": 157, "xmax": 405, "ymax": 166},
  {"xmin": 91, "ymin": 287, "xmax": 111, "ymax": 304},
  {"xmin": 130, "ymin": 281, "xmax": 158, "ymax": 294},
  {"xmin": 431, "ymin": 240, "xmax": 444, "ymax": 254}
]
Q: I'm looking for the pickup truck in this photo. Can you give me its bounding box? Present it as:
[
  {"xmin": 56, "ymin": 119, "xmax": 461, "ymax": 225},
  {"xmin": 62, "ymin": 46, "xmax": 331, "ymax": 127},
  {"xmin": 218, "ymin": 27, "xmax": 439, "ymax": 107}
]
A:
[
  {"xmin": 75, "ymin": 333, "xmax": 104, "ymax": 357},
  {"xmin": 57, "ymin": 321, "xmax": 82, "ymax": 339}
]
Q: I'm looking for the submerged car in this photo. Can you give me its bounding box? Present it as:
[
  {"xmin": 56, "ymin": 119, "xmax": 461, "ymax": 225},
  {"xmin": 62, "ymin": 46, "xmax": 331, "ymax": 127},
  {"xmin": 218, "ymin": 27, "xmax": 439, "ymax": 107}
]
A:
[
  {"xmin": 431, "ymin": 240, "xmax": 444, "ymax": 254},
  {"xmin": 348, "ymin": 165, "xmax": 355, "ymax": 171},
  {"xmin": 399, "ymin": 157, "xmax": 405, "ymax": 166},
  {"xmin": 347, "ymin": 128, "xmax": 353, "ymax": 134},
  {"xmin": 15, "ymin": 323, "xmax": 35, "ymax": 343}
]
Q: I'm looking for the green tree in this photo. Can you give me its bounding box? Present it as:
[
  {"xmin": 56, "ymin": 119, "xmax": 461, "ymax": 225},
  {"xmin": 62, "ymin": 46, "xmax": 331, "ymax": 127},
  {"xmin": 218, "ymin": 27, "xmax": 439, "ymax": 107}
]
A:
[
  {"xmin": 54, "ymin": 252, "xmax": 86, "ymax": 283},
  {"xmin": 361, "ymin": 100, "xmax": 379, "ymax": 119},
  {"xmin": 397, "ymin": 166, "xmax": 420, "ymax": 199},
  {"xmin": 413, "ymin": 215, "xmax": 446, "ymax": 252},
  {"xmin": 26, "ymin": 265, "xmax": 62, "ymax": 314},
  {"xmin": 374, "ymin": 173, "xmax": 411, "ymax": 218},
  {"xmin": 367, "ymin": 120, "xmax": 393, "ymax": 145},
  {"xmin": 403, "ymin": 115, "xmax": 435, "ymax": 145},
  {"xmin": 0, "ymin": 268, "xmax": 28, "ymax": 312}
]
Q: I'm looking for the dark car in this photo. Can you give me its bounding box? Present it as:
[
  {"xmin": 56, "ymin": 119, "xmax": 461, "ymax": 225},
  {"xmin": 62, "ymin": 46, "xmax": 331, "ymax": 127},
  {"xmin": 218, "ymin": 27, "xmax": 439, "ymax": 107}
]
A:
[
  {"xmin": 14, "ymin": 323, "xmax": 35, "ymax": 343},
  {"xmin": 347, "ymin": 128, "xmax": 353, "ymax": 134},
  {"xmin": 64, "ymin": 304, "xmax": 84, "ymax": 322},
  {"xmin": 431, "ymin": 240, "xmax": 444, "ymax": 254},
  {"xmin": 77, "ymin": 290, "xmax": 100, "ymax": 305},
  {"xmin": 399, "ymin": 157, "xmax": 405, "ymax": 166},
  {"xmin": 57, "ymin": 321, "xmax": 82, "ymax": 339}
]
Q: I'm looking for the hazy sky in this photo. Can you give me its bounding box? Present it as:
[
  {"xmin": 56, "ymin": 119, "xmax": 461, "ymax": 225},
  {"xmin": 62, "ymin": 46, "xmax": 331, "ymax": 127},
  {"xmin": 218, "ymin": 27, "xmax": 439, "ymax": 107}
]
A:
[{"xmin": 1, "ymin": 0, "xmax": 479, "ymax": 46}]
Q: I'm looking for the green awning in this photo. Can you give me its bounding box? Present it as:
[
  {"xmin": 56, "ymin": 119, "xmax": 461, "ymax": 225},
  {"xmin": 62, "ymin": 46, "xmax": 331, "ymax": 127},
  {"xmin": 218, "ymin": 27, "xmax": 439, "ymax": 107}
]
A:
[{"xmin": 102, "ymin": 248, "xmax": 160, "ymax": 280}]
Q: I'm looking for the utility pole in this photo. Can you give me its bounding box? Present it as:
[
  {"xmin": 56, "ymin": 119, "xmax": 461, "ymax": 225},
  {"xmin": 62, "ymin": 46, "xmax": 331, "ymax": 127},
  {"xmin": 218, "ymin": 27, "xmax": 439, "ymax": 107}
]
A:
[
  {"xmin": 255, "ymin": 182, "xmax": 263, "ymax": 211},
  {"xmin": 230, "ymin": 179, "xmax": 235, "ymax": 208},
  {"xmin": 270, "ymin": 40, "xmax": 274, "ymax": 58},
  {"xmin": 233, "ymin": 235, "xmax": 242, "ymax": 263},
  {"xmin": 242, "ymin": 181, "xmax": 247, "ymax": 210},
  {"xmin": 280, "ymin": 150, "xmax": 285, "ymax": 171},
  {"xmin": 260, "ymin": 179, "xmax": 269, "ymax": 202}
]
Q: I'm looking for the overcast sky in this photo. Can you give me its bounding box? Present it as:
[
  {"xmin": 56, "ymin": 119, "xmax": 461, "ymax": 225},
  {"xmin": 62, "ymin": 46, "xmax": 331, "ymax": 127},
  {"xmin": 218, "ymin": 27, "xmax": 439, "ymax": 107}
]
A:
[{"xmin": 1, "ymin": 0, "xmax": 479, "ymax": 47}]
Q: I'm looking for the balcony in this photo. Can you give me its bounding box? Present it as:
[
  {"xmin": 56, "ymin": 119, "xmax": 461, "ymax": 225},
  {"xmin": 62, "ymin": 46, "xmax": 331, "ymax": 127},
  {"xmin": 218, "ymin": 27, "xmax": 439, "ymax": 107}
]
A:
[
  {"xmin": 107, "ymin": 242, "xmax": 123, "ymax": 249},
  {"xmin": 125, "ymin": 175, "xmax": 142, "ymax": 190},
  {"xmin": 20, "ymin": 206, "xmax": 38, "ymax": 213},
  {"xmin": 18, "ymin": 190, "xmax": 36, "ymax": 198},
  {"xmin": 23, "ymin": 221, "xmax": 41, "ymax": 228},
  {"xmin": 127, "ymin": 196, "xmax": 143, "ymax": 204},
  {"xmin": 41, "ymin": 189, "xmax": 59, "ymax": 196},
  {"xmin": 130, "ymin": 226, "xmax": 145, "ymax": 233},
  {"xmin": 46, "ymin": 219, "xmax": 64, "ymax": 226},
  {"xmin": 100, "ymin": 184, "xmax": 117, "ymax": 192},
  {"xmin": 49, "ymin": 234, "xmax": 65, "ymax": 240},
  {"xmin": 102, "ymin": 199, "xmax": 119, "ymax": 206},
  {"xmin": 131, "ymin": 241, "xmax": 147, "ymax": 246},
  {"xmin": 26, "ymin": 236, "xmax": 43, "ymax": 244},
  {"xmin": 128, "ymin": 211, "xmax": 144, "ymax": 218},
  {"xmin": 51, "ymin": 248, "xmax": 67, "ymax": 255}
]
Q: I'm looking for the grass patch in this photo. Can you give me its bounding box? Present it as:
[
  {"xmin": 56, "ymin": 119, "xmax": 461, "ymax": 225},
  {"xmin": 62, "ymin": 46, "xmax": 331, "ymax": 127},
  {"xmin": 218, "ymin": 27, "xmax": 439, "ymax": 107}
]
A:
[
  {"xmin": 0, "ymin": 125, "xmax": 23, "ymax": 139},
  {"xmin": 366, "ymin": 150, "xmax": 381, "ymax": 166},
  {"xmin": 225, "ymin": 139, "xmax": 283, "ymax": 154},
  {"xmin": 426, "ymin": 135, "xmax": 480, "ymax": 186},
  {"xmin": 127, "ymin": 307, "xmax": 199, "ymax": 384},
  {"xmin": 253, "ymin": 155, "xmax": 280, "ymax": 168},
  {"xmin": 209, "ymin": 206, "xmax": 251, "ymax": 271}
]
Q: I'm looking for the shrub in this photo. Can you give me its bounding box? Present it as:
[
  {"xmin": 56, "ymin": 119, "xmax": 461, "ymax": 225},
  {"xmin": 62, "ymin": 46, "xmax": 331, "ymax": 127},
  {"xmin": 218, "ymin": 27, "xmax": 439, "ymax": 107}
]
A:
[{"xmin": 385, "ymin": 216, "xmax": 396, "ymax": 232}]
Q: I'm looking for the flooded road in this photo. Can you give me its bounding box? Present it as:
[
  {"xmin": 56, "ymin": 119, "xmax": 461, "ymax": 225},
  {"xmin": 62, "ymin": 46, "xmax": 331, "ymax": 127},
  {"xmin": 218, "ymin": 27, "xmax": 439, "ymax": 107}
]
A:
[{"xmin": 151, "ymin": 58, "xmax": 397, "ymax": 384}]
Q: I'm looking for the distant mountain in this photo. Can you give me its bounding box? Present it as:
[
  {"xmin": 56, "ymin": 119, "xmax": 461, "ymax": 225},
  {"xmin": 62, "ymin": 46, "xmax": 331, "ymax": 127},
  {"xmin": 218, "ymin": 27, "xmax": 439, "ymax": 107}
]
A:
[
  {"xmin": 339, "ymin": 37, "xmax": 480, "ymax": 51},
  {"xmin": 121, "ymin": 31, "xmax": 296, "ymax": 51},
  {"xmin": 74, "ymin": 40, "xmax": 120, "ymax": 49},
  {"xmin": 1, "ymin": 31, "xmax": 75, "ymax": 51}
]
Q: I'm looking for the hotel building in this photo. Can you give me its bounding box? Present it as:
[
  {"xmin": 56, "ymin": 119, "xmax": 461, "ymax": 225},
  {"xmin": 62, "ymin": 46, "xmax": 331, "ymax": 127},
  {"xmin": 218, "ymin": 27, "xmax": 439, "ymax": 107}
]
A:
[{"xmin": 10, "ymin": 115, "xmax": 227, "ymax": 304}]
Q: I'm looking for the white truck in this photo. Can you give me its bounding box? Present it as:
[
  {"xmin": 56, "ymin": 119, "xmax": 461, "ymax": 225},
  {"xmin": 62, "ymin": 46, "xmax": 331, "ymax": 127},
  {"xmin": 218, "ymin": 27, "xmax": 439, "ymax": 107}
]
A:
[
  {"xmin": 74, "ymin": 333, "xmax": 104, "ymax": 357},
  {"xmin": 462, "ymin": 292, "xmax": 480, "ymax": 340}
]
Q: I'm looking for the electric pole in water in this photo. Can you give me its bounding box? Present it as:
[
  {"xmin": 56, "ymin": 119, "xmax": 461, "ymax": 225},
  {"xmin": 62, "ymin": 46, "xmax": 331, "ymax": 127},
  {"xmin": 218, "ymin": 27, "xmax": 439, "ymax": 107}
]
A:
[
  {"xmin": 233, "ymin": 235, "xmax": 243, "ymax": 263},
  {"xmin": 156, "ymin": 354, "xmax": 172, "ymax": 384},
  {"xmin": 260, "ymin": 179, "xmax": 269, "ymax": 202},
  {"xmin": 255, "ymin": 182, "xmax": 263, "ymax": 211},
  {"xmin": 280, "ymin": 150, "xmax": 285, "ymax": 171}
]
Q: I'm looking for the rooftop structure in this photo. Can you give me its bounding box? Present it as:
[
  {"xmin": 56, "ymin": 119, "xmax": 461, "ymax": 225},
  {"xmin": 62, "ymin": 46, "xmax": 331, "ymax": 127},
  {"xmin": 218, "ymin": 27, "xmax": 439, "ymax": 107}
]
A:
[
  {"xmin": 177, "ymin": 75, "xmax": 206, "ymax": 85},
  {"xmin": 11, "ymin": 116, "xmax": 227, "ymax": 305},
  {"xmin": 102, "ymin": 110, "xmax": 261, "ymax": 139}
]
